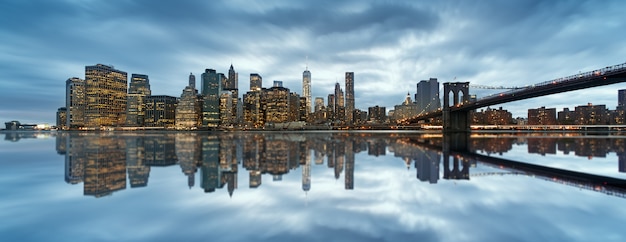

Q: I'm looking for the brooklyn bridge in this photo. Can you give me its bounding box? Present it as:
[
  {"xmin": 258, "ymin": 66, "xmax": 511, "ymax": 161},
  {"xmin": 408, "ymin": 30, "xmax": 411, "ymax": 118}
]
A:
[{"xmin": 398, "ymin": 62, "xmax": 626, "ymax": 132}]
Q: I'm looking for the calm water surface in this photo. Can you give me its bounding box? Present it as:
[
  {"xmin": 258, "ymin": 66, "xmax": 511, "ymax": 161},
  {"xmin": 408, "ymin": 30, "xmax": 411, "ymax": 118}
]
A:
[{"xmin": 1, "ymin": 131, "xmax": 625, "ymax": 242}]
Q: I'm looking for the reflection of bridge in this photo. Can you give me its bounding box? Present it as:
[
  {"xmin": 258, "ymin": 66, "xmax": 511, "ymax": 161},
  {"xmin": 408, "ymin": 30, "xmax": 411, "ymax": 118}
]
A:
[
  {"xmin": 405, "ymin": 136, "xmax": 626, "ymax": 199},
  {"xmin": 400, "ymin": 62, "xmax": 626, "ymax": 132}
]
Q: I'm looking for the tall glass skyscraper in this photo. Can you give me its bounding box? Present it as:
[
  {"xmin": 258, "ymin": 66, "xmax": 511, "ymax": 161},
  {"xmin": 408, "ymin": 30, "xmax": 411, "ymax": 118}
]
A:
[
  {"xmin": 84, "ymin": 64, "xmax": 128, "ymax": 127},
  {"xmin": 303, "ymin": 67, "xmax": 312, "ymax": 114},
  {"xmin": 415, "ymin": 78, "xmax": 441, "ymax": 114},
  {"xmin": 126, "ymin": 74, "xmax": 151, "ymax": 126},
  {"xmin": 201, "ymin": 69, "xmax": 222, "ymax": 128},
  {"xmin": 345, "ymin": 72, "xmax": 355, "ymax": 124}
]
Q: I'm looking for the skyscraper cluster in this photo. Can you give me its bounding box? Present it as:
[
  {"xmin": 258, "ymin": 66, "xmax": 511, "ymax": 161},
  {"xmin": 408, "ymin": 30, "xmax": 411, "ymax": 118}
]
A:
[{"xmin": 58, "ymin": 63, "xmax": 363, "ymax": 130}]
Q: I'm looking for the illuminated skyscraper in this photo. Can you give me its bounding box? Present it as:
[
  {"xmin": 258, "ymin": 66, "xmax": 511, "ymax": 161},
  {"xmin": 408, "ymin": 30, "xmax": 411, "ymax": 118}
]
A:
[
  {"xmin": 345, "ymin": 72, "xmax": 354, "ymax": 124},
  {"xmin": 201, "ymin": 69, "xmax": 222, "ymax": 128},
  {"xmin": 144, "ymin": 95, "xmax": 177, "ymax": 127},
  {"xmin": 303, "ymin": 66, "xmax": 312, "ymax": 114},
  {"xmin": 226, "ymin": 64, "xmax": 238, "ymax": 90},
  {"xmin": 250, "ymin": 73, "xmax": 262, "ymax": 91},
  {"xmin": 176, "ymin": 73, "xmax": 202, "ymax": 129},
  {"xmin": 84, "ymin": 64, "xmax": 128, "ymax": 127},
  {"xmin": 66, "ymin": 77, "xmax": 85, "ymax": 128},
  {"xmin": 126, "ymin": 74, "xmax": 151, "ymax": 126}
]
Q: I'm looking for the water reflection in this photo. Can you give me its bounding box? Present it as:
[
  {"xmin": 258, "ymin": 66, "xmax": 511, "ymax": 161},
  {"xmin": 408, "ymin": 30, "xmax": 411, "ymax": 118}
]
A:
[{"xmin": 40, "ymin": 131, "xmax": 626, "ymax": 199}]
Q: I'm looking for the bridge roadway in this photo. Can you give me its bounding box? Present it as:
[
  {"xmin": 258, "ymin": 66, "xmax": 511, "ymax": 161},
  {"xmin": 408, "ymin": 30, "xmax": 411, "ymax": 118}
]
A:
[{"xmin": 402, "ymin": 62, "xmax": 626, "ymax": 124}]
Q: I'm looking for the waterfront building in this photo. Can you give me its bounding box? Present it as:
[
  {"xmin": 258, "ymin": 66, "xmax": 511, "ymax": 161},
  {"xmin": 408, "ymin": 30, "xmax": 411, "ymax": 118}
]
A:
[
  {"xmin": 557, "ymin": 108, "xmax": 575, "ymax": 125},
  {"xmin": 327, "ymin": 94, "xmax": 335, "ymax": 122},
  {"xmin": 472, "ymin": 107, "xmax": 513, "ymax": 125},
  {"xmin": 354, "ymin": 109, "xmax": 367, "ymax": 124},
  {"xmin": 528, "ymin": 106, "xmax": 557, "ymax": 125},
  {"xmin": 126, "ymin": 74, "xmax": 151, "ymax": 126},
  {"xmin": 175, "ymin": 73, "xmax": 202, "ymax": 129},
  {"xmin": 574, "ymin": 103, "xmax": 608, "ymax": 125},
  {"xmin": 345, "ymin": 72, "xmax": 355, "ymax": 124},
  {"xmin": 65, "ymin": 77, "xmax": 86, "ymax": 128},
  {"xmin": 57, "ymin": 107, "xmax": 67, "ymax": 130},
  {"xmin": 415, "ymin": 78, "xmax": 441, "ymax": 113},
  {"xmin": 201, "ymin": 69, "xmax": 222, "ymax": 128},
  {"xmin": 144, "ymin": 95, "xmax": 177, "ymax": 127},
  {"xmin": 303, "ymin": 67, "xmax": 312, "ymax": 115},
  {"xmin": 84, "ymin": 64, "xmax": 128, "ymax": 127}
]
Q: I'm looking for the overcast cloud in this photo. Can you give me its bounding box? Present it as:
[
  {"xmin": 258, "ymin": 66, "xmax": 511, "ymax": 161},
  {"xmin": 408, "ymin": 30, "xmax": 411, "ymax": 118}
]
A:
[{"xmin": 1, "ymin": 0, "xmax": 626, "ymax": 124}]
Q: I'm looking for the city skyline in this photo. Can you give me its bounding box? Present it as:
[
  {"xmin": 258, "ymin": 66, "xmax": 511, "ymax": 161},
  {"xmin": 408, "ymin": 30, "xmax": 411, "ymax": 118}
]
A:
[{"xmin": 2, "ymin": 0, "xmax": 626, "ymax": 124}]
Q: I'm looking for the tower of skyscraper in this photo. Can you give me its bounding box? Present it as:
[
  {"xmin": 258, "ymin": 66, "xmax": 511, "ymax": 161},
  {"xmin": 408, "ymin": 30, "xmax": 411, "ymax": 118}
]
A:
[
  {"xmin": 415, "ymin": 78, "xmax": 441, "ymax": 114},
  {"xmin": 303, "ymin": 64, "xmax": 312, "ymax": 115},
  {"xmin": 345, "ymin": 72, "xmax": 355, "ymax": 124},
  {"xmin": 126, "ymin": 74, "xmax": 151, "ymax": 126},
  {"xmin": 201, "ymin": 69, "xmax": 222, "ymax": 128}
]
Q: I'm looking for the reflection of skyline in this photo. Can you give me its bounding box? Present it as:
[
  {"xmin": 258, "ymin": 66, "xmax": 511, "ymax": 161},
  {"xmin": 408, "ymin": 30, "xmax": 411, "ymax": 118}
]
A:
[{"xmin": 49, "ymin": 132, "xmax": 626, "ymax": 198}]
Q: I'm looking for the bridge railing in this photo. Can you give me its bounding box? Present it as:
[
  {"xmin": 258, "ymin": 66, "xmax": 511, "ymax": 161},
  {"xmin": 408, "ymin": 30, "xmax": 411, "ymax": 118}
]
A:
[{"xmin": 477, "ymin": 62, "xmax": 626, "ymax": 101}]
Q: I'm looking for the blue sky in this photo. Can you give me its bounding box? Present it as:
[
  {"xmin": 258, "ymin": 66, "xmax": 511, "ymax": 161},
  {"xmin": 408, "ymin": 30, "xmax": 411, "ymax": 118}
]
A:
[{"xmin": 2, "ymin": 0, "xmax": 626, "ymax": 124}]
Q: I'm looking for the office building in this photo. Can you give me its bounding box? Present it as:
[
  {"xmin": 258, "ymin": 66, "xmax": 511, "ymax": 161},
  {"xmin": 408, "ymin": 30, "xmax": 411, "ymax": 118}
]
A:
[
  {"xmin": 57, "ymin": 107, "xmax": 67, "ymax": 130},
  {"xmin": 176, "ymin": 73, "xmax": 203, "ymax": 129},
  {"xmin": 415, "ymin": 78, "xmax": 441, "ymax": 113},
  {"xmin": 345, "ymin": 72, "xmax": 355, "ymax": 124},
  {"xmin": 145, "ymin": 95, "xmax": 177, "ymax": 127},
  {"xmin": 303, "ymin": 67, "xmax": 312, "ymax": 115},
  {"xmin": 66, "ymin": 77, "xmax": 86, "ymax": 128},
  {"xmin": 250, "ymin": 73, "xmax": 262, "ymax": 91},
  {"xmin": 84, "ymin": 64, "xmax": 128, "ymax": 127},
  {"xmin": 201, "ymin": 69, "xmax": 222, "ymax": 128},
  {"xmin": 126, "ymin": 74, "xmax": 151, "ymax": 126}
]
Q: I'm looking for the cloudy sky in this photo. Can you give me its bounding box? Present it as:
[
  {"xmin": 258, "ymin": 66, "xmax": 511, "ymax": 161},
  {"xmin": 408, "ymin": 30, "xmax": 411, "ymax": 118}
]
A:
[{"xmin": 2, "ymin": 0, "xmax": 626, "ymax": 124}]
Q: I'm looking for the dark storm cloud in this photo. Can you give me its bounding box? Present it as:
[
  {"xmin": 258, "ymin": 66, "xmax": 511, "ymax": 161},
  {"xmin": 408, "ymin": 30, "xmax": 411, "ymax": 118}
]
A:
[{"xmin": 1, "ymin": 0, "xmax": 626, "ymax": 123}]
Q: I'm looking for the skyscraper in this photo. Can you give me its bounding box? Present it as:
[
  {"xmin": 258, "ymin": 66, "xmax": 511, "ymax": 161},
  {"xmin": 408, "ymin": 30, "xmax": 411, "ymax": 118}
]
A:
[
  {"xmin": 415, "ymin": 78, "xmax": 441, "ymax": 114},
  {"xmin": 250, "ymin": 73, "xmax": 262, "ymax": 91},
  {"xmin": 84, "ymin": 64, "xmax": 128, "ymax": 127},
  {"xmin": 619, "ymin": 89, "xmax": 626, "ymax": 107},
  {"xmin": 334, "ymin": 82, "xmax": 345, "ymax": 123},
  {"xmin": 176, "ymin": 73, "xmax": 202, "ymax": 129},
  {"xmin": 345, "ymin": 72, "xmax": 355, "ymax": 124},
  {"xmin": 226, "ymin": 64, "xmax": 238, "ymax": 90},
  {"xmin": 201, "ymin": 69, "xmax": 222, "ymax": 128},
  {"xmin": 126, "ymin": 74, "xmax": 151, "ymax": 126},
  {"xmin": 66, "ymin": 77, "xmax": 85, "ymax": 128},
  {"xmin": 303, "ymin": 67, "xmax": 312, "ymax": 114}
]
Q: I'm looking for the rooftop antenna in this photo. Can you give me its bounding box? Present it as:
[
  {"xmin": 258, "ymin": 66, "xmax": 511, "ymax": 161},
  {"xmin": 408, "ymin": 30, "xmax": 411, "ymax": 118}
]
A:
[{"xmin": 305, "ymin": 55, "xmax": 309, "ymax": 71}]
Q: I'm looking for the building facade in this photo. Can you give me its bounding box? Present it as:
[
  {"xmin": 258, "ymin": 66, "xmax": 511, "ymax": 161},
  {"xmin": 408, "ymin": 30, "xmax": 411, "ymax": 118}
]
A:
[
  {"xmin": 66, "ymin": 77, "xmax": 86, "ymax": 128},
  {"xmin": 126, "ymin": 74, "xmax": 151, "ymax": 126},
  {"xmin": 175, "ymin": 73, "xmax": 202, "ymax": 129},
  {"xmin": 145, "ymin": 95, "xmax": 177, "ymax": 127},
  {"xmin": 84, "ymin": 64, "xmax": 128, "ymax": 127},
  {"xmin": 303, "ymin": 68, "xmax": 312, "ymax": 115},
  {"xmin": 528, "ymin": 106, "xmax": 557, "ymax": 125},
  {"xmin": 201, "ymin": 69, "xmax": 222, "ymax": 128},
  {"xmin": 345, "ymin": 72, "xmax": 355, "ymax": 124}
]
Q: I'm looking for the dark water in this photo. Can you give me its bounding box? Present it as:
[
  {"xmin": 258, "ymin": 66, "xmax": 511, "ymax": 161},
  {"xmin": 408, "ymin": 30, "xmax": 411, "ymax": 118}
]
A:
[{"xmin": 1, "ymin": 131, "xmax": 625, "ymax": 242}]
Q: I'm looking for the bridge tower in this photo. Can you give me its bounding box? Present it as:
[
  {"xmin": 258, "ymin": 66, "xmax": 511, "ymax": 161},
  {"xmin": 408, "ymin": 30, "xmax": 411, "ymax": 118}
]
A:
[{"xmin": 443, "ymin": 82, "xmax": 470, "ymax": 133}]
